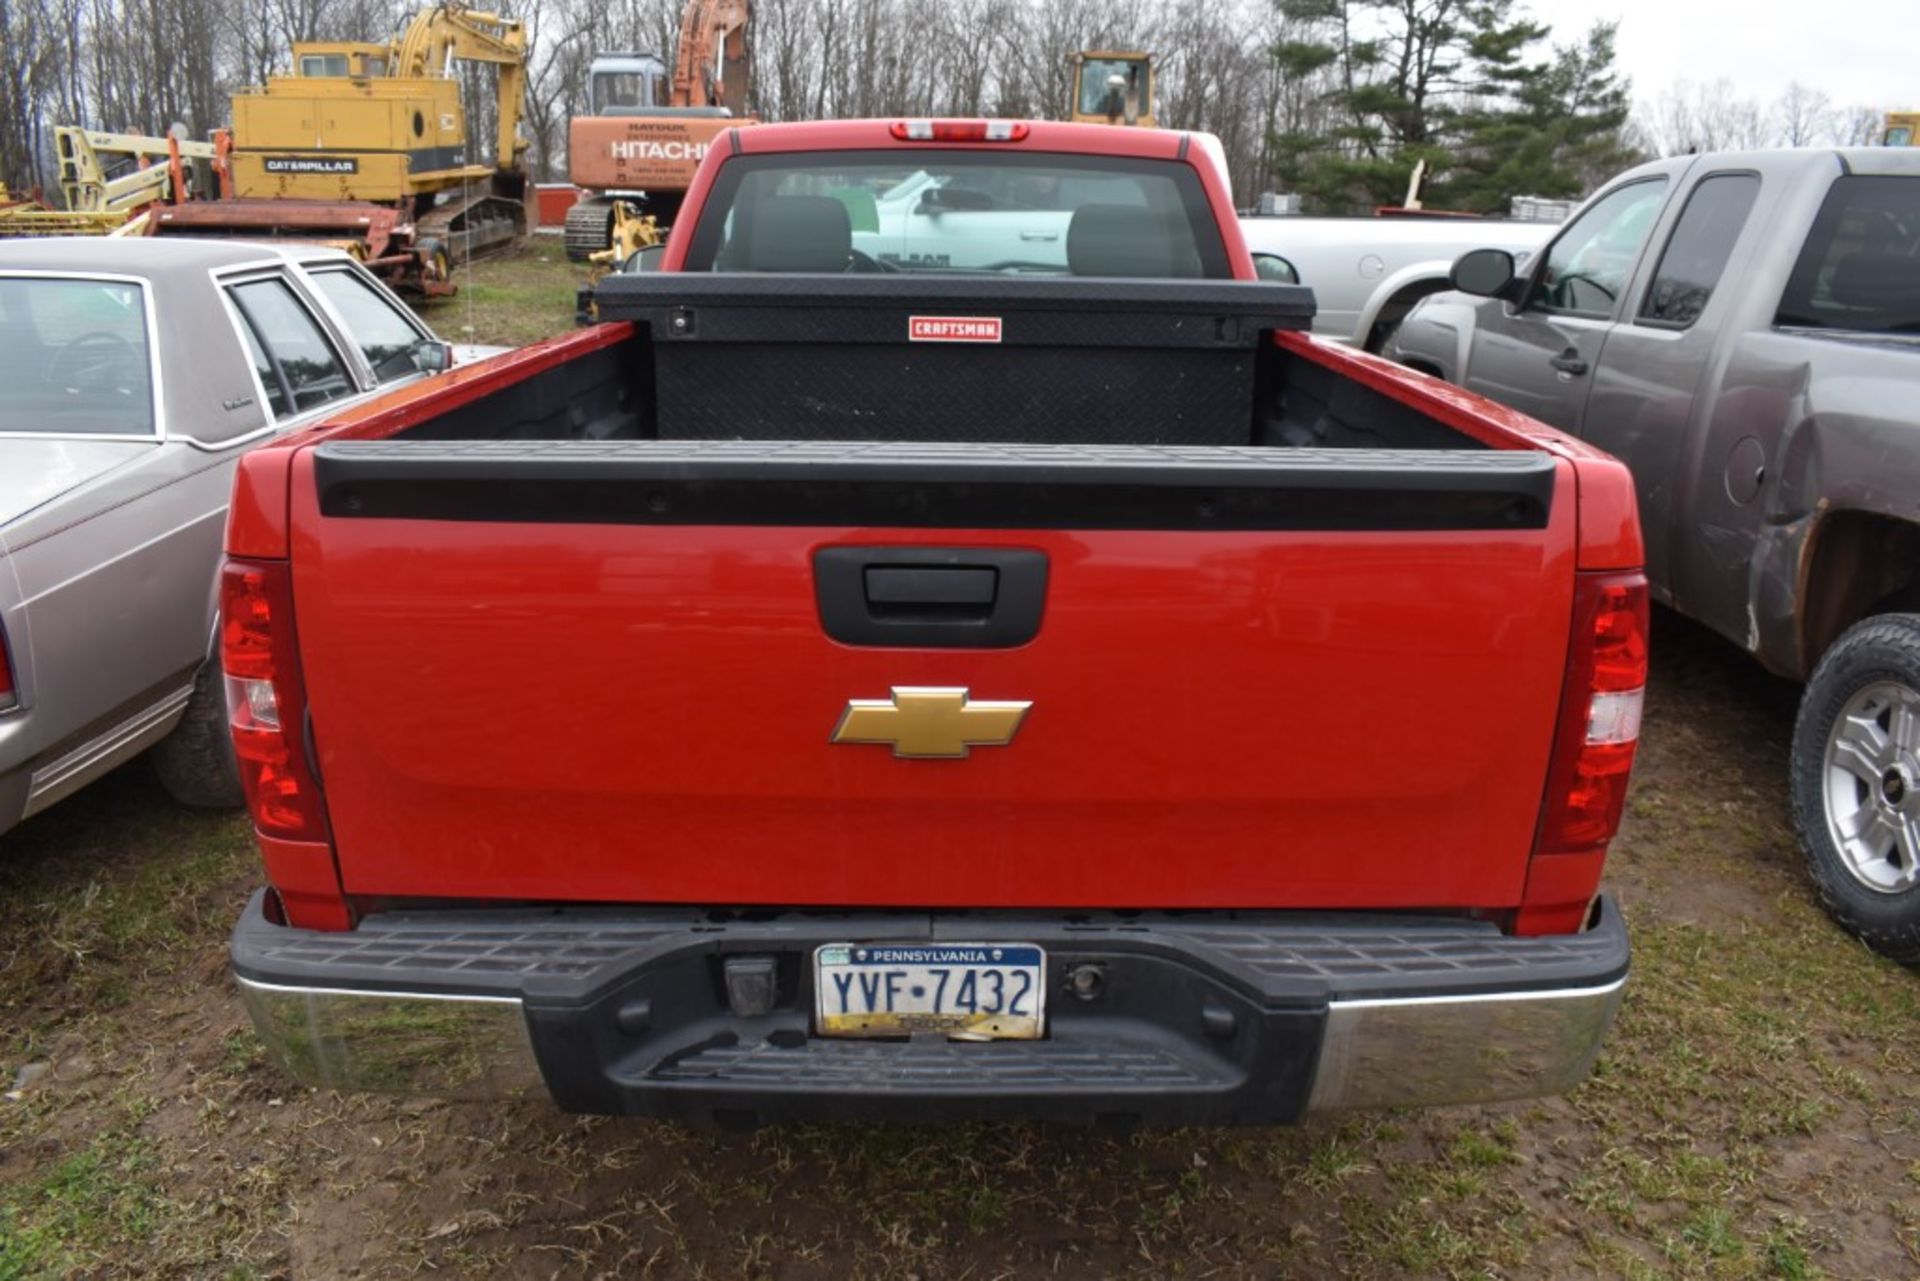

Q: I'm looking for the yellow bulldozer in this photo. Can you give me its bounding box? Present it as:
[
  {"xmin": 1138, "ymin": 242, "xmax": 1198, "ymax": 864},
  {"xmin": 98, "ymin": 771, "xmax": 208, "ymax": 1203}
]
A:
[{"xmin": 154, "ymin": 4, "xmax": 528, "ymax": 295}]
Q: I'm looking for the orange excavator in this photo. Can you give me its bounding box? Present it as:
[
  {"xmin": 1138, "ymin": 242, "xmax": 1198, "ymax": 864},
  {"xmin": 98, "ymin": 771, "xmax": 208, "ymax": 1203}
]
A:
[{"xmin": 563, "ymin": 0, "xmax": 750, "ymax": 263}]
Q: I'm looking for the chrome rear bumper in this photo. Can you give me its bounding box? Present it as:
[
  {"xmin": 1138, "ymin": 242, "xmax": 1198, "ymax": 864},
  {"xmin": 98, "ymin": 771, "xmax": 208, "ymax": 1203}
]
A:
[
  {"xmin": 233, "ymin": 892, "xmax": 1628, "ymax": 1123},
  {"xmin": 236, "ymin": 980, "xmax": 547, "ymax": 1099},
  {"xmin": 1307, "ymin": 978, "xmax": 1624, "ymax": 1110}
]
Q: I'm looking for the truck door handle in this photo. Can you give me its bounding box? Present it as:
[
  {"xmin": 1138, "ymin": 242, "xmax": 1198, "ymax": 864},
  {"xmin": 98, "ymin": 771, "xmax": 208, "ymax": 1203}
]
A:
[
  {"xmin": 1549, "ymin": 349, "xmax": 1589, "ymax": 376},
  {"xmin": 1020, "ymin": 231, "xmax": 1059, "ymax": 242},
  {"xmin": 815, "ymin": 547, "xmax": 1048, "ymax": 648}
]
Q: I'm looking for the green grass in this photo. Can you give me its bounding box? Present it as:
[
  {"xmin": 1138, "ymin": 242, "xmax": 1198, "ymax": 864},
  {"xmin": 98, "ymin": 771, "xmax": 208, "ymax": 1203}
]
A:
[
  {"xmin": 0, "ymin": 1133, "xmax": 164, "ymax": 1279},
  {"xmin": 415, "ymin": 244, "xmax": 586, "ymax": 347},
  {"xmin": 0, "ymin": 773, "xmax": 253, "ymax": 1041}
]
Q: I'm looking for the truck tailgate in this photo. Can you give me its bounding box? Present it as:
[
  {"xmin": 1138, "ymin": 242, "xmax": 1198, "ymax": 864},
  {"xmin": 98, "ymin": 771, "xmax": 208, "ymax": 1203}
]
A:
[{"xmin": 288, "ymin": 440, "xmax": 1576, "ymax": 910}]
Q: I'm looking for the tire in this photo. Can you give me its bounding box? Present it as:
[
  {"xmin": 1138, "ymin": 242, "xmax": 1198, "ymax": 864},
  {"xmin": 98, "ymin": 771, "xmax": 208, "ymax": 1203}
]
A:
[
  {"xmin": 151, "ymin": 660, "xmax": 244, "ymax": 810},
  {"xmin": 1790, "ymin": 612, "xmax": 1920, "ymax": 963},
  {"xmin": 1364, "ymin": 316, "xmax": 1403, "ymax": 355},
  {"xmin": 416, "ymin": 236, "xmax": 452, "ymax": 285}
]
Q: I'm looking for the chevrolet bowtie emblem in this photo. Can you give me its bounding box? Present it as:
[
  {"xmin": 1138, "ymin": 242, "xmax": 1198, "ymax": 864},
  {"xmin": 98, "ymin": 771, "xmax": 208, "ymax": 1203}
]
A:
[{"xmin": 831, "ymin": 687, "xmax": 1032, "ymax": 759}]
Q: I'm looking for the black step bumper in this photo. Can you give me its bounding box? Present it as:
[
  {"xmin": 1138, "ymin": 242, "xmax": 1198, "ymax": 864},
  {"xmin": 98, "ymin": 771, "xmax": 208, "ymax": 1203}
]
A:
[{"xmin": 231, "ymin": 893, "xmax": 1629, "ymax": 1127}]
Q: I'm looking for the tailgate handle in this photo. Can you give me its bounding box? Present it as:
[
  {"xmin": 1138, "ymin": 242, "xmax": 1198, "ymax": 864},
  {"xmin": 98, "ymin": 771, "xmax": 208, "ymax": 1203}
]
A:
[
  {"xmin": 864, "ymin": 566, "xmax": 998, "ymax": 608},
  {"xmin": 815, "ymin": 547, "xmax": 1047, "ymax": 648}
]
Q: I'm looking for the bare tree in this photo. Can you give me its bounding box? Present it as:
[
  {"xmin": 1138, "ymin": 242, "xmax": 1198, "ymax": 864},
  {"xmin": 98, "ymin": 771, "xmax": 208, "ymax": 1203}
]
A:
[
  {"xmin": 1774, "ymin": 81, "xmax": 1833, "ymax": 147},
  {"xmin": 1637, "ymin": 76, "xmax": 1886, "ymax": 156},
  {"xmin": 1829, "ymin": 104, "xmax": 1886, "ymax": 146}
]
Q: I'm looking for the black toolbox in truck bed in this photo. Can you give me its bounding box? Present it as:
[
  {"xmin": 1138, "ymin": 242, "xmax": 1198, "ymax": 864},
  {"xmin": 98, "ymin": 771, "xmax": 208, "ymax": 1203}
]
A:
[{"xmin": 587, "ymin": 274, "xmax": 1318, "ymax": 445}]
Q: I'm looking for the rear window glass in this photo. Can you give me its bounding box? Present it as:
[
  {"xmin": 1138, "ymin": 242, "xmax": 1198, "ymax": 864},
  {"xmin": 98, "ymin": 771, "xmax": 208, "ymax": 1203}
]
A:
[
  {"xmin": 309, "ymin": 267, "xmax": 427, "ymax": 384},
  {"xmin": 0, "ymin": 277, "xmax": 155, "ymax": 436},
  {"xmin": 227, "ymin": 277, "xmax": 356, "ymax": 418},
  {"xmin": 1777, "ymin": 175, "xmax": 1920, "ymax": 335},
  {"xmin": 683, "ymin": 150, "xmax": 1231, "ymax": 278}
]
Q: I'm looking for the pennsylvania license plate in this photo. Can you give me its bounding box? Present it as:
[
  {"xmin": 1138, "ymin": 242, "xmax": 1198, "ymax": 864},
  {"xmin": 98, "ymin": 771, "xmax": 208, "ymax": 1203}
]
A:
[{"xmin": 814, "ymin": 943, "xmax": 1046, "ymax": 1039}]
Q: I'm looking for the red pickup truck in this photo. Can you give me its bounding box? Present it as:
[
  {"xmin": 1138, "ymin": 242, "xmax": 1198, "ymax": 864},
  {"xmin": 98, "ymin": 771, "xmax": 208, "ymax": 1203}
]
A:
[{"xmin": 223, "ymin": 120, "xmax": 1645, "ymax": 1126}]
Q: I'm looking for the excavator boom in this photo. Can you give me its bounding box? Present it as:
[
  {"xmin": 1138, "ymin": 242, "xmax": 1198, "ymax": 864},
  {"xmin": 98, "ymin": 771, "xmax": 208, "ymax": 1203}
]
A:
[
  {"xmin": 389, "ymin": 5, "xmax": 528, "ymax": 171},
  {"xmin": 672, "ymin": 0, "xmax": 750, "ymax": 112}
]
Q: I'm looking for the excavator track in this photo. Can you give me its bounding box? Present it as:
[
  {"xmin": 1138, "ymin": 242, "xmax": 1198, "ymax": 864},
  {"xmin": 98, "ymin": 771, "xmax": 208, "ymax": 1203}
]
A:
[
  {"xmin": 419, "ymin": 190, "xmax": 526, "ymax": 265},
  {"xmin": 564, "ymin": 197, "xmax": 615, "ymax": 261}
]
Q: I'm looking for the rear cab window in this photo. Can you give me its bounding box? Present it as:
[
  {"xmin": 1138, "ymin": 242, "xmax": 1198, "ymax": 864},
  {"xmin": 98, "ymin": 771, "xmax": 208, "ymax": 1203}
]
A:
[
  {"xmin": 683, "ymin": 150, "xmax": 1231, "ymax": 278},
  {"xmin": 224, "ymin": 276, "xmax": 357, "ymax": 420},
  {"xmin": 1638, "ymin": 173, "xmax": 1761, "ymax": 328},
  {"xmin": 0, "ymin": 276, "xmax": 155, "ymax": 436},
  {"xmin": 1777, "ymin": 175, "xmax": 1920, "ymax": 335},
  {"xmin": 306, "ymin": 266, "xmax": 432, "ymax": 384}
]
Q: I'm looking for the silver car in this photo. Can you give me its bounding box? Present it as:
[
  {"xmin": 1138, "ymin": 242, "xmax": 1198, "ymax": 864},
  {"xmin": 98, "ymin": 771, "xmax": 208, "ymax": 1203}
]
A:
[{"xmin": 0, "ymin": 237, "xmax": 476, "ymax": 838}]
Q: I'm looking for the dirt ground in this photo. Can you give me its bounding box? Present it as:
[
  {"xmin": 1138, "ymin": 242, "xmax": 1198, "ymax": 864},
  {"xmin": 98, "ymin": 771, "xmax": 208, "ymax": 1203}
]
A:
[{"xmin": 3, "ymin": 251, "xmax": 1919, "ymax": 1280}]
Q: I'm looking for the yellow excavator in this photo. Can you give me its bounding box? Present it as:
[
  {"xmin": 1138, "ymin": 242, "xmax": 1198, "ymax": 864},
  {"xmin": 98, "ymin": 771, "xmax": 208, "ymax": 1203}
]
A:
[
  {"xmin": 1067, "ymin": 52, "xmax": 1156, "ymax": 128},
  {"xmin": 153, "ymin": 4, "xmax": 528, "ymax": 294},
  {"xmin": 1885, "ymin": 112, "xmax": 1918, "ymax": 146}
]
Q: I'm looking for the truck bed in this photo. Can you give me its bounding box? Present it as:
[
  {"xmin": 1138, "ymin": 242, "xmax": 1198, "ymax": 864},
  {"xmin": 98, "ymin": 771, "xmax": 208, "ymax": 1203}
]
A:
[{"xmin": 266, "ymin": 275, "xmax": 1586, "ymax": 917}]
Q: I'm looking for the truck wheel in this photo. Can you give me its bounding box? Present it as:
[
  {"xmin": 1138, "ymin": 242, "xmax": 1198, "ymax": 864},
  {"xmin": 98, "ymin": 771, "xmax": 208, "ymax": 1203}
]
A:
[
  {"xmin": 151, "ymin": 661, "xmax": 244, "ymax": 810},
  {"xmin": 1791, "ymin": 613, "xmax": 1920, "ymax": 963}
]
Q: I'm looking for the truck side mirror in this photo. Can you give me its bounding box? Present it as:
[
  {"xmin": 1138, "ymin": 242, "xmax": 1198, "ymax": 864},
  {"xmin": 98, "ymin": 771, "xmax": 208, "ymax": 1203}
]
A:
[
  {"xmin": 1251, "ymin": 253, "xmax": 1299, "ymax": 285},
  {"xmin": 1450, "ymin": 248, "xmax": 1518, "ymax": 300},
  {"xmin": 622, "ymin": 244, "xmax": 667, "ymax": 273}
]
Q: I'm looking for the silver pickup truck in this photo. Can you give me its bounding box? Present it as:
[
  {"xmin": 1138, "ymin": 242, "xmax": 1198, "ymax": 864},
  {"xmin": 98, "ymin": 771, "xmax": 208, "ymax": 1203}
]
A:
[
  {"xmin": 1240, "ymin": 214, "xmax": 1553, "ymax": 349},
  {"xmin": 1388, "ymin": 148, "xmax": 1920, "ymax": 961}
]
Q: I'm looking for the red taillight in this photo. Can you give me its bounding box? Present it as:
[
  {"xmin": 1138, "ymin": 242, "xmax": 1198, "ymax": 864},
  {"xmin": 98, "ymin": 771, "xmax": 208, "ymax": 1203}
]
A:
[
  {"xmin": 1520, "ymin": 572, "xmax": 1649, "ymax": 933},
  {"xmin": 1589, "ymin": 580, "xmax": 1650, "ymax": 693},
  {"xmin": 220, "ymin": 559, "xmax": 329, "ymax": 843},
  {"xmin": 890, "ymin": 119, "xmax": 1031, "ymax": 143},
  {"xmin": 0, "ymin": 625, "xmax": 16, "ymax": 711}
]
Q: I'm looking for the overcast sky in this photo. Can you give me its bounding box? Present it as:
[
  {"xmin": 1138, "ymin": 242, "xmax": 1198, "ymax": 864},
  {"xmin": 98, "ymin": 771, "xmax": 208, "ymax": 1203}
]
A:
[{"xmin": 1541, "ymin": 0, "xmax": 1910, "ymax": 109}]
